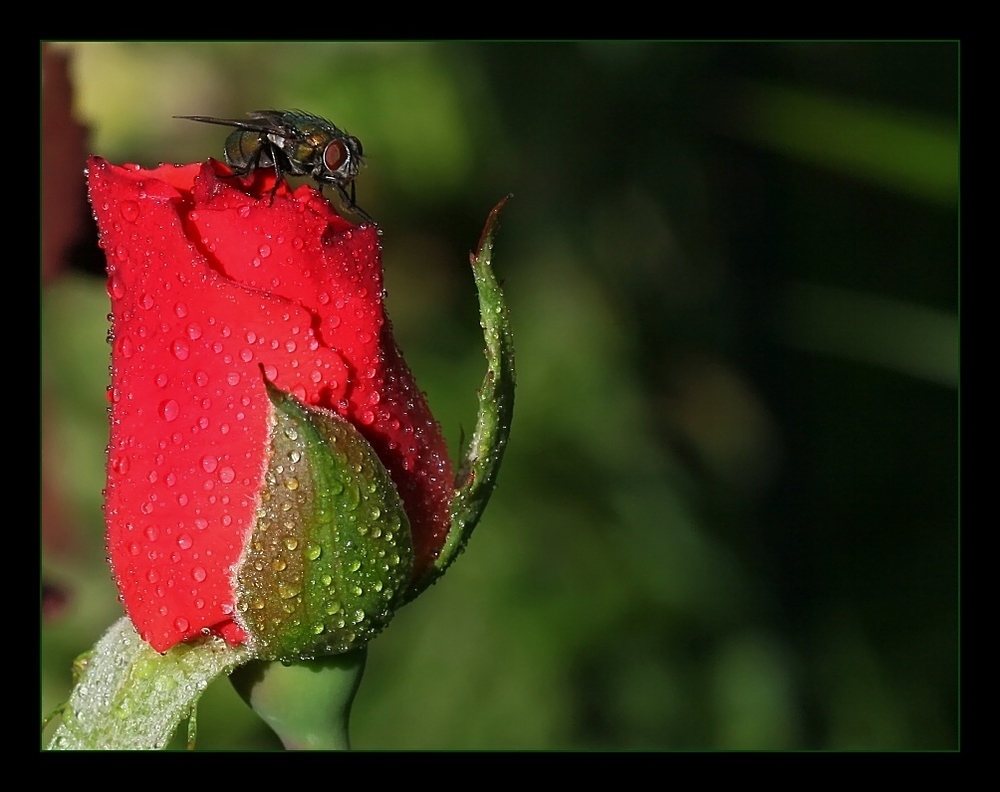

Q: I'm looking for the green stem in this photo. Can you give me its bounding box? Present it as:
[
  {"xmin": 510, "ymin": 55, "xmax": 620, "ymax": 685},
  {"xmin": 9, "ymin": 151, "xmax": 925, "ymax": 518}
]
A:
[{"xmin": 229, "ymin": 649, "xmax": 367, "ymax": 750}]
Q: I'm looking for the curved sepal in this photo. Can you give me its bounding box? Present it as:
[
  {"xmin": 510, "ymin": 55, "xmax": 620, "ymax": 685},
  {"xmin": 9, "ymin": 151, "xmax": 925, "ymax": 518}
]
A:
[{"xmin": 408, "ymin": 197, "xmax": 516, "ymax": 599}]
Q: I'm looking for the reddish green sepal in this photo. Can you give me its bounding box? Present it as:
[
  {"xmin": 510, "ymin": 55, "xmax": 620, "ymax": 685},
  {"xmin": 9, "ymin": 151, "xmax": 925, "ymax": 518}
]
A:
[{"xmin": 235, "ymin": 377, "xmax": 414, "ymax": 662}]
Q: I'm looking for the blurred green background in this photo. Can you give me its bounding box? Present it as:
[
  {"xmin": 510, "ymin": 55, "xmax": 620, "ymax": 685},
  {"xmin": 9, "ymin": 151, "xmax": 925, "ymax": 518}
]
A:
[{"xmin": 41, "ymin": 42, "xmax": 957, "ymax": 750}]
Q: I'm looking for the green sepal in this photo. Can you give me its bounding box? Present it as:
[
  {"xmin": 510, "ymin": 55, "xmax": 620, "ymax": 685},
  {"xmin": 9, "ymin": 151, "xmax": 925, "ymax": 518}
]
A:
[
  {"xmin": 45, "ymin": 616, "xmax": 251, "ymax": 750},
  {"xmin": 408, "ymin": 197, "xmax": 516, "ymax": 599},
  {"xmin": 235, "ymin": 377, "xmax": 413, "ymax": 661}
]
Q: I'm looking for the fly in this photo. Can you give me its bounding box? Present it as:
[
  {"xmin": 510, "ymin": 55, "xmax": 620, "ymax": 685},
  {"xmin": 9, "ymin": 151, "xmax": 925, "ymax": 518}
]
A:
[{"xmin": 176, "ymin": 109, "xmax": 374, "ymax": 224}]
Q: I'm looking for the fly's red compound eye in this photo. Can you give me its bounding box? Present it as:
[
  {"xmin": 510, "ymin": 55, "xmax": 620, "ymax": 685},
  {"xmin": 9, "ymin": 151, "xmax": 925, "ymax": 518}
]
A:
[{"xmin": 324, "ymin": 139, "xmax": 349, "ymax": 173}]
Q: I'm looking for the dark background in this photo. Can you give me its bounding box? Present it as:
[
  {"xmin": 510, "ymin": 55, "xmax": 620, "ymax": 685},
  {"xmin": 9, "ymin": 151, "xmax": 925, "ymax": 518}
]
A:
[{"xmin": 42, "ymin": 42, "xmax": 958, "ymax": 749}]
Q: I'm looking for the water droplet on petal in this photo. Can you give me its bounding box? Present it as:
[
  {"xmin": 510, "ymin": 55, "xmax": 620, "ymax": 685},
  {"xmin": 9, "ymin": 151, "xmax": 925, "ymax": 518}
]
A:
[
  {"xmin": 258, "ymin": 244, "xmax": 271, "ymax": 258},
  {"xmin": 120, "ymin": 200, "xmax": 140, "ymax": 222},
  {"xmin": 174, "ymin": 617, "xmax": 190, "ymax": 633},
  {"xmin": 172, "ymin": 339, "xmax": 190, "ymax": 361},
  {"xmin": 201, "ymin": 455, "xmax": 218, "ymax": 473},
  {"xmin": 219, "ymin": 467, "xmax": 235, "ymax": 483},
  {"xmin": 107, "ymin": 274, "xmax": 125, "ymax": 300},
  {"xmin": 159, "ymin": 400, "xmax": 180, "ymax": 422}
]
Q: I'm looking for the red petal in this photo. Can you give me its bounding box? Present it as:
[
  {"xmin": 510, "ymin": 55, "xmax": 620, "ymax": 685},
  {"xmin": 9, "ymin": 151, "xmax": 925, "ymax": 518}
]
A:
[{"xmin": 90, "ymin": 157, "xmax": 453, "ymax": 651}]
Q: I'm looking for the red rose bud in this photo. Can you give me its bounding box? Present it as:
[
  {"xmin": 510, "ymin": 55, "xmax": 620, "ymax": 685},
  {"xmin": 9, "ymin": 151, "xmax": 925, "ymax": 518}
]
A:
[{"xmin": 89, "ymin": 157, "xmax": 453, "ymax": 654}]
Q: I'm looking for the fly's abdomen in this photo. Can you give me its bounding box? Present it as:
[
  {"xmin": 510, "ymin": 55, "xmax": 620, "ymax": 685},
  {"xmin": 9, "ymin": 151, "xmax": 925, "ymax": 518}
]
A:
[{"xmin": 224, "ymin": 130, "xmax": 272, "ymax": 172}]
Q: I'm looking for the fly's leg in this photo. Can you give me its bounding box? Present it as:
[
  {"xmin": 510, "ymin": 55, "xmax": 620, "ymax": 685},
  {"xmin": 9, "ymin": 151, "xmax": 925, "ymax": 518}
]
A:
[{"xmin": 334, "ymin": 182, "xmax": 375, "ymax": 225}]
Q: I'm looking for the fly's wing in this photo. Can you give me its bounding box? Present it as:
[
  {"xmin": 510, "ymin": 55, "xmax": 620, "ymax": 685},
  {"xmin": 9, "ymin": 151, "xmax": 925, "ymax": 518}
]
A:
[{"xmin": 176, "ymin": 111, "xmax": 303, "ymax": 141}]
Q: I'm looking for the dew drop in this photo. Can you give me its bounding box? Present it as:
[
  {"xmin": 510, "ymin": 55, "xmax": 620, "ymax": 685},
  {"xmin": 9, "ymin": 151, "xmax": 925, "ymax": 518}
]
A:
[
  {"xmin": 227, "ymin": 371, "xmax": 241, "ymax": 386},
  {"xmin": 278, "ymin": 583, "xmax": 301, "ymax": 600},
  {"xmin": 177, "ymin": 534, "xmax": 193, "ymax": 550},
  {"xmin": 219, "ymin": 466, "xmax": 236, "ymax": 484},
  {"xmin": 284, "ymin": 537, "xmax": 299, "ymax": 551},
  {"xmin": 192, "ymin": 566, "xmax": 207, "ymax": 582},
  {"xmin": 186, "ymin": 323, "xmax": 203, "ymax": 340},
  {"xmin": 240, "ymin": 348, "xmax": 254, "ymax": 363},
  {"xmin": 171, "ymin": 339, "xmax": 190, "ymax": 361},
  {"xmin": 107, "ymin": 274, "xmax": 125, "ymax": 300},
  {"xmin": 159, "ymin": 399, "xmax": 180, "ymax": 422},
  {"xmin": 258, "ymin": 244, "xmax": 271, "ymax": 258},
  {"xmin": 174, "ymin": 302, "xmax": 188, "ymax": 318},
  {"xmin": 174, "ymin": 617, "xmax": 190, "ymax": 633},
  {"xmin": 201, "ymin": 455, "xmax": 218, "ymax": 473},
  {"xmin": 120, "ymin": 200, "xmax": 140, "ymax": 222}
]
